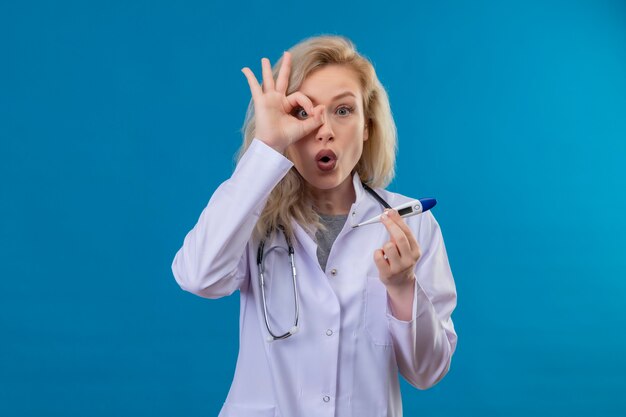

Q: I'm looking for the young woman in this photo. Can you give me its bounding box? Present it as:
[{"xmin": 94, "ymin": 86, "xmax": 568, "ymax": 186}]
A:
[{"xmin": 172, "ymin": 35, "xmax": 457, "ymax": 417}]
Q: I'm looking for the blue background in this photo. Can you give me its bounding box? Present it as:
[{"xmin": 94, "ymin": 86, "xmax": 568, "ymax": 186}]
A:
[{"xmin": 2, "ymin": 0, "xmax": 625, "ymax": 416}]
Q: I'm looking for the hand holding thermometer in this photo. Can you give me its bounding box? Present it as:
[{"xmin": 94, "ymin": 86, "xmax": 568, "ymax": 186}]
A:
[{"xmin": 352, "ymin": 198, "xmax": 437, "ymax": 228}]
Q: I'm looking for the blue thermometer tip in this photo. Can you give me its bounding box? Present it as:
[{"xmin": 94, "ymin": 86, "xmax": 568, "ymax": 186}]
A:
[{"xmin": 419, "ymin": 198, "xmax": 437, "ymax": 212}]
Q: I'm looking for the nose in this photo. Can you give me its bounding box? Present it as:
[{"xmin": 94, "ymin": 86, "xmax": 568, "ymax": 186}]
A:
[{"xmin": 316, "ymin": 117, "xmax": 334, "ymax": 143}]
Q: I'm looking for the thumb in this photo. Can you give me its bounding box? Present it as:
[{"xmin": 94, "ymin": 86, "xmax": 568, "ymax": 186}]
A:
[{"xmin": 299, "ymin": 105, "xmax": 325, "ymax": 136}]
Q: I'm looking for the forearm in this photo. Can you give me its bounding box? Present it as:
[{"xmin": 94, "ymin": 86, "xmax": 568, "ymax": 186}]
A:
[
  {"xmin": 388, "ymin": 282, "xmax": 454, "ymax": 389},
  {"xmin": 172, "ymin": 139, "xmax": 293, "ymax": 297}
]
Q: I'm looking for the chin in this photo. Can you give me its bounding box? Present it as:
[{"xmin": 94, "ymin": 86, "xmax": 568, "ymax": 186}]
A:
[{"xmin": 302, "ymin": 171, "xmax": 348, "ymax": 191}]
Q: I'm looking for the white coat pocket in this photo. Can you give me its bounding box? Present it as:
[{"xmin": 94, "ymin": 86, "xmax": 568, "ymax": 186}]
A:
[
  {"xmin": 221, "ymin": 402, "xmax": 277, "ymax": 417},
  {"xmin": 363, "ymin": 275, "xmax": 393, "ymax": 347}
]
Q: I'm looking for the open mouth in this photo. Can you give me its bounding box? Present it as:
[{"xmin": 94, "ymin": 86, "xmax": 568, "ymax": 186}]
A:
[{"xmin": 315, "ymin": 149, "xmax": 337, "ymax": 172}]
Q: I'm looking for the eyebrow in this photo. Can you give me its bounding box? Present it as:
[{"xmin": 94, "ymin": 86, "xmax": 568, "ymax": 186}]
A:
[{"xmin": 306, "ymin": 91, "xmax": 357, "ymax": 105}]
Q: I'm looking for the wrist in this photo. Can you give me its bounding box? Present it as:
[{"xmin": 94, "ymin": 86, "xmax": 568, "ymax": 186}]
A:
[
  {"xmin": 386, "ymin": 278, "xmax": 415, "ymax": 321},
  {"xmin": 385, "ymin": 272, "xmax": 415, "ymax": 293},
  {"xmin": 256, "ymin": 136, "xmax": 286, "ymax": 154},
  {"xmin": 386, "ymin": 277, "xmax": 414, "ymax": 300}
]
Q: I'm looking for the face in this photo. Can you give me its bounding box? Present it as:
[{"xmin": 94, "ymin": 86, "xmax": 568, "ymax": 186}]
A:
[{"xmin": 286, "ymin": 64, "xmax": 369, "ymax": 193}]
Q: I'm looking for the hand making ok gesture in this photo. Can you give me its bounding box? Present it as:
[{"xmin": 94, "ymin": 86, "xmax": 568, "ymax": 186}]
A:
[{"xmin": 241, "ymin": 52, "xmax": 326, "ymax": 153}]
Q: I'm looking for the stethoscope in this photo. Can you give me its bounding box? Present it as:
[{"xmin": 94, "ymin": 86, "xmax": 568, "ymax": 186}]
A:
[{"xmin": 256, "ymin": 183, "xmax": 392, "ymax": 341}]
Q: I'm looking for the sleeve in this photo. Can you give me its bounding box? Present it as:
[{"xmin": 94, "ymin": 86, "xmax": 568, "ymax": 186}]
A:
[
  {"xmin": 171, "ymin": 139, "xmax": 294, "ymax": 299},
  {"xmin": 386, "ymin": 211, "xmax": 458, "ymax": 389}
]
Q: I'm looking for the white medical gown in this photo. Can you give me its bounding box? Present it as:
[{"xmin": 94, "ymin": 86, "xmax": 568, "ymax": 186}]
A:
[{"xmin": 172, "ymin": 139, "xmax": 458, "ymax": 417}]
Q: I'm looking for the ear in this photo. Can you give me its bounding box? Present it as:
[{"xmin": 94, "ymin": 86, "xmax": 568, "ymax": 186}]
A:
[{"xmin": 363, "ymin": 119, "xmax": 370, "ymax": 142}]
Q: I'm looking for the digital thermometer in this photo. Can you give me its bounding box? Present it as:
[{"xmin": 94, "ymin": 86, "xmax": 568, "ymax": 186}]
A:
[{"xmin": 352, "ymin": 198, "xmax": 437, "ymax": 228}]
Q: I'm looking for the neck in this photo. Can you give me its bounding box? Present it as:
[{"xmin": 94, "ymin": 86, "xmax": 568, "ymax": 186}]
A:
[{"xmin": 309, "ymin": 175, "xmax": 356, "ymax": 215}]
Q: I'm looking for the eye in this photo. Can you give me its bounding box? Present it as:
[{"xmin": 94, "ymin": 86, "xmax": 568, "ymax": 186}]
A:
[
  {"xmin": 292, "ymin": 107, "xmax": 308, "ymax": 120},
  {"xmin": 336, "ymin": 106, "xmax": 354, "ymax": 117}
]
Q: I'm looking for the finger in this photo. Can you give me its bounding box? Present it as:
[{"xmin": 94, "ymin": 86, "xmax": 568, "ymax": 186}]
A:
[
  {"xmin": 387, "ymin": 209, "xmax": 419, "ymax": 249},
  {"xmin": 275, "ymin": 51, "xmax": 291, "ymax": 94},
  {"xmin": 373, "ymin": 249, "xmax": 391, "ymax": 277},
  {"xmin": 285, "ymin": 91, "xmax": 314, "ymax": 115},
  {"xmin": 387, "ymin": 210, "xmax": 421, "ymax": 259},
  {"xmin": 382, "ymin": 241, "xmax": 402, "ymax": 270},
  {"xmin": 298, "ymin": 105, "xmax": 326, "ymax": 136},
  {"xmin": 261, "ymin": 57, "xmax": 275, "ymax": 92},
  {"xmin": 284, "ymin": 94, "xmax": 325, "ymax": 136},
  {"xmin": 241, "ymin": 67, "xmax": 263, "ymax": 100},
  {"xmin": 381, "ymin": 210, "xmax": 412, "ymax": 257}
]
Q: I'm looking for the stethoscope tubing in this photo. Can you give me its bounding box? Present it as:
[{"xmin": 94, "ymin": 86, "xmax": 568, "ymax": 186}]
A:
[
  {"xmin": 257, "ymin": 229, "xmax": 300, "ymax": 341},
  {"xmin": 256, "ymin": 183, "xmax": 405, "ymax": 341}
]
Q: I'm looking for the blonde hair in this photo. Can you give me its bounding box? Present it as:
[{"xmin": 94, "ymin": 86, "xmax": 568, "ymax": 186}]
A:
[{"xmin": 238, "ymin": 35, "xmax": 397, "ymax": 239}]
